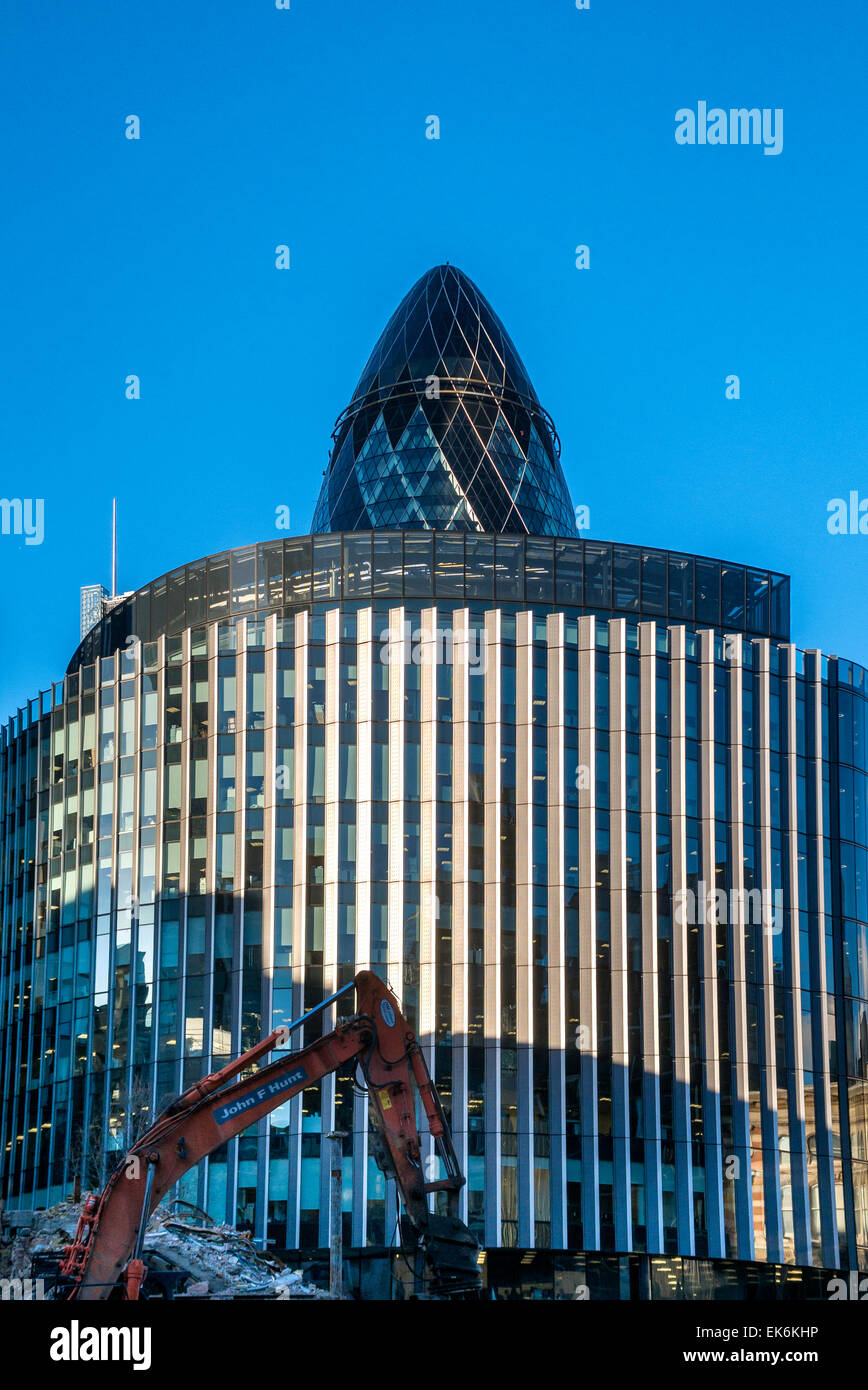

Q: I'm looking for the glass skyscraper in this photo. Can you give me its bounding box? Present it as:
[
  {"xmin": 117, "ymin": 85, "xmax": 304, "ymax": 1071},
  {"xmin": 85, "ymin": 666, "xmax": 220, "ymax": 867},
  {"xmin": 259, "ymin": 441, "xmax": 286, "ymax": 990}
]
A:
[
  {"xmin": 1, "ymin": 267, "xmax": 866, "ymax": 1299},
  {"xmin": 311, "ymin": 264, "xmax": 577, "ymax": 537}
]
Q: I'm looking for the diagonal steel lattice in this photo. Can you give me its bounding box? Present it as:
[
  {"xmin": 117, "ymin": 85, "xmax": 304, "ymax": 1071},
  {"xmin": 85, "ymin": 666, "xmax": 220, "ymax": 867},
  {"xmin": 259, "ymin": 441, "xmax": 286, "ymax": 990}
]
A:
[{"xmin": 312, "ymin": 264, "xmax": 578, "ymax": 536}]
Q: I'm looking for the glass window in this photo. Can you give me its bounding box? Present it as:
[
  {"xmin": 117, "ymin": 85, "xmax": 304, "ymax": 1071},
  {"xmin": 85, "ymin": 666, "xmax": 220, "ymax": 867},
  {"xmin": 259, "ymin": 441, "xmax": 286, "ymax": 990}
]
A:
[
  {"xmin": 232, "ymin": 548, "xmax": 257, "ymax": 613},
  {"xmin": 218, "ymin": 663, "xmax": 237, "ymax": 734},
  {"xmin": 343, "ymin": 533, "xmax": 372, "ymax": 598},
  {"xmin": 150, "ymin": 578, "xmax": 167, "ymax": 636},
  {"xmin": 218, "ymin": 739, "xmax": 236, "ymax": 811},
  {"xmin": 208, "ymin": 557, "xmax": 230, "ymax": 621},
  {"xmin": 285, "ymin": 538, "xmax": 312, "ymax": 605},
  {"xmin": 187, "ymin": 561, "xmax": 206, "ymax": 626},
  {"xmin": 167, "ymin": 569, "xmax": 186, "ymax": 634},
  {"xmin": 584, "ymin": 543, "xmax": 611, "ymax": 609},
  {"xmin": 247, "ymin": 654, "xmax": 266, "ymax": 730},
  {"xmin": 131, "ymin": 589, "xmax": 150, "ymax": 646},
  {"xmin": 373, "ymin": 533, "xmax": 403, "ymax": 596},
  {"xmin": 526, "ymin": 538, "xmax": 554, "ymax": 603},
  {"xmin": 496, "ymin": 537, "xmax": 524, "ymax": 601},
  {"xmin": 745, "ymin": 569, "xmax": 769, "ymax": 634},
  {"xmin": 668, "ymin": 554, "xmax": 693, "ymax": 621},
  {"xmin": 141, "ymin": 674, "xmax": 158, "ymax": 748},
  {"xmin": 771, "ymin": 574, "xmax": 790, "ymax": 639},
  {"xmin": 695, "ymin": 559, "xmax": 720, "ymax": 626},
  {"xmin": 613, "ymin": 546, "xmax": 640, "ymax": 612},
  {"xmin": 641, "ymin": 550, "xmax": 667, "ymax": 615},
  {"xmin": 312, "ymin": 536, "xmax": 341, "ymax": 601},
  {"xmin": 721, "ymin": 565, "xmax": 745, "ymax": 628},
  {"xmin": 435, "ymin": 534, "xmax": 464, "ymax": 598},
  {"xmin": 465, "ymin": 536, "xmax": 494, "ymax": 600},
  {"xmin": 259, "ymin": 541, "xmax": 284, "ymax": 610},
  {"xmin": 555, "ymin": 539, "xmax": 582, "ymax": 607},
  {"xmin": 276, "ymin": 654, "xmax": 294, "ymax": 727},
  {"xmin": 404, "ymin": 533, "xmax": 433, "ymax": 597}
]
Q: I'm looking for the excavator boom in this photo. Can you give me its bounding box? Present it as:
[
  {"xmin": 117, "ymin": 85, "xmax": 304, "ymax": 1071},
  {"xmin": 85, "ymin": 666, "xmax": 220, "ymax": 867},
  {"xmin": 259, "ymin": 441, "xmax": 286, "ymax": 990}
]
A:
[{"xmin": 60, "ymin": 972, "xmax": 480, "ymax": 1300}]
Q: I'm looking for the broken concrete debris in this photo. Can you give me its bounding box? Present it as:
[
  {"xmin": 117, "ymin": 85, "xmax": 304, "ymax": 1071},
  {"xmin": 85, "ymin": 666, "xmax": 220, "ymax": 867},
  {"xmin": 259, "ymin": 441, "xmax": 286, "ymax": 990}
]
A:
[
  {"xmin": 0, "ymin": 1201, "xmax": 331, "ymax": 1298},
  {"xmin": 143, "ymin": 1212, "xmax": 328, "ymax": 1298}
]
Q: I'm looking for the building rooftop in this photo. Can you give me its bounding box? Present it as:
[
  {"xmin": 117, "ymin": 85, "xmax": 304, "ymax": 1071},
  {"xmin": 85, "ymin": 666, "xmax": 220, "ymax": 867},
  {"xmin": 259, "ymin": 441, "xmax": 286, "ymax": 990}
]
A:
[
  {"xmin": 64, "ymin": 531, "xmax": 792, "ymax": 673},
  {"xmin": 311, "ymin": 265, "xmax": 577, "ymax": 536}
]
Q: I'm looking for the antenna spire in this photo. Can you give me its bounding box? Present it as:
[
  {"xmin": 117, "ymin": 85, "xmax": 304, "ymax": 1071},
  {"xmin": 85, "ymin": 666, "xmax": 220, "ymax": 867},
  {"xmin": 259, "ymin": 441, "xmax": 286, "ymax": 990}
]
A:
[{"xmin": 111, "ymin": 498, "xmax": 117, "ymax": 598}]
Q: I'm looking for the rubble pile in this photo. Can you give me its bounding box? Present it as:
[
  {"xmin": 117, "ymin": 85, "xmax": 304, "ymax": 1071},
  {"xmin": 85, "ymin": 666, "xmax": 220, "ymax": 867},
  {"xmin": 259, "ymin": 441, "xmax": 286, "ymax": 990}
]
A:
[
  {"xmin": 143, "ymin": 1211, "xmax": 327, "ymax": 1299},
  {"xmin": 0, "ymin": 1200, "xmax": 81, "ymax": 1281},
  {"xmin": 1, "ymin": 1200, "xmax": 330, "ymax": 1298}
]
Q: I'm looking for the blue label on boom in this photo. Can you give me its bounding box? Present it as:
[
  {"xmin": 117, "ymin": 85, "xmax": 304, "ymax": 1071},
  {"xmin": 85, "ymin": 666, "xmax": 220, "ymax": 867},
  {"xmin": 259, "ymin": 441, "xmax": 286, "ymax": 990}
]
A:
[{"xmin": 214, "ymin": 1066, "xmax": 308, "ymax": 1126}]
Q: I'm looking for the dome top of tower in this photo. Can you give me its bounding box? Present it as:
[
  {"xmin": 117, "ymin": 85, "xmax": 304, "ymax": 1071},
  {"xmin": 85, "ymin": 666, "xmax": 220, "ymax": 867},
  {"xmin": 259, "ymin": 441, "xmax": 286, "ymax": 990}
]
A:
[{"xmin": 311, "ymin": 264, "xmax": 577, "ymax": 535}]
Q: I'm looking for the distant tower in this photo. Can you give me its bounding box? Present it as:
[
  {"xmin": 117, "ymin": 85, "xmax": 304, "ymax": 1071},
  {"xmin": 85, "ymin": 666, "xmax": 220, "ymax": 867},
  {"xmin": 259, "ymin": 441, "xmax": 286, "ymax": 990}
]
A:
[
  {"xmin": 79, "ymin": 498, "xmax": 123, "ymax": 638},
  {"xmin": 311, "ymin": 264, "xmax": 576, "ymax": 536},
  {"xmin": 111, "ymin": 496, "xmax": 117, "ymax": 597},
  {"xmin": 79, "ymin": 583, "xmax": 108, "ymax": 640}
]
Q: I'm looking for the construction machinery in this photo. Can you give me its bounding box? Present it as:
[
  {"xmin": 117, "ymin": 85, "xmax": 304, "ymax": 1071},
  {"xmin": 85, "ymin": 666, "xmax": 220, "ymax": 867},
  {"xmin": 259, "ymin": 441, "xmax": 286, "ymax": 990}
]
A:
[{"xmin": 59, "ymin": 971, "xmax": 480, "ymax": 1301}]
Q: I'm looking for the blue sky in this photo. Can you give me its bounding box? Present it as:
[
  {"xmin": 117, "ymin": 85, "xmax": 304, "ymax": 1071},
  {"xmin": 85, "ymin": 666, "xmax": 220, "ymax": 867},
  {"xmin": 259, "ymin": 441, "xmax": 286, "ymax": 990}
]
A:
[{"xmin": 1, "ymin": 0, "xmax": 866, "ymax": 717}]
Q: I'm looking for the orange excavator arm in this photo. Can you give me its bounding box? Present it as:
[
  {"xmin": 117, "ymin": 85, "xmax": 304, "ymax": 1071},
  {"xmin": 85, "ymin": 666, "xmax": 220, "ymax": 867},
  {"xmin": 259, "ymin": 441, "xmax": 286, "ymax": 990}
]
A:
[{"xmin": 60, "ymin": 971, "xmax": 480, "ymax": 1300}]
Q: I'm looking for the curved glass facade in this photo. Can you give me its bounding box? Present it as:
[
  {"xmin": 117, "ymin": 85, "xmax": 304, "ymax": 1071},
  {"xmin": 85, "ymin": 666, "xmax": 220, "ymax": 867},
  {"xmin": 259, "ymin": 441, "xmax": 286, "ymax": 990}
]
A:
[
  {"xmin": 67, "ymin": 533, "xmax": 791, "ymax": 674},
  {"xmin": 2, "ymin": 595, "xmax": 866, "ymax": 1280},
  {"xmin": 311, "ymin": 266, "xmax": 577, "ymax": 535},
  {"xmin": 2, "ymin": 264, "xmax": 865, "ymax": 1300}
]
